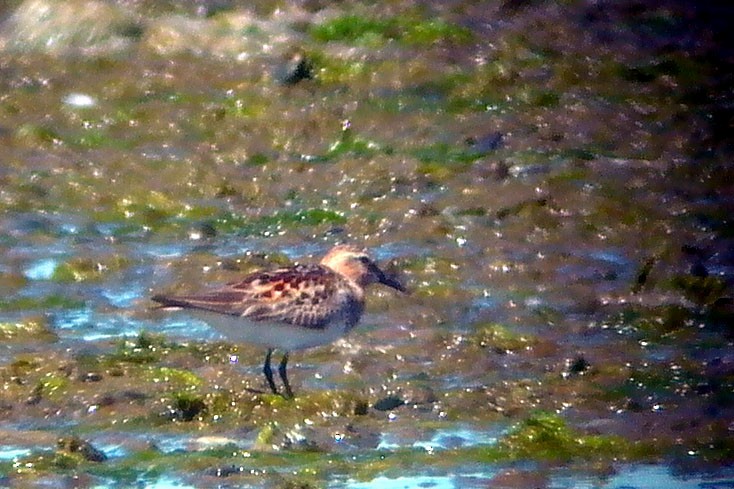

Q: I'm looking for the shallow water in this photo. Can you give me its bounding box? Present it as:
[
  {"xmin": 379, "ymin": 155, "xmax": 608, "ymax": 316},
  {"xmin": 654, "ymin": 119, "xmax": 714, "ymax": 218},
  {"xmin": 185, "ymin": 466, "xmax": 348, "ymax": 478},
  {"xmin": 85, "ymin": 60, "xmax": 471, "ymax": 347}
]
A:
[{"xmin": 1, "ymin": 0, "xmax": 733, "ymax": 487}]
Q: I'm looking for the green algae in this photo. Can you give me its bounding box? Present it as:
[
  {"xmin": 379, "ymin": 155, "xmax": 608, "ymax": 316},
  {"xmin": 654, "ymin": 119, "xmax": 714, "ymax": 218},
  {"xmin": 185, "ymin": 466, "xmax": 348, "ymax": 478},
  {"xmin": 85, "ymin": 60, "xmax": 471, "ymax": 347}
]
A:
[
  {"xmin": 255, "ymin": 389, "xmax": 370, "ymax": 424},
  {"xmin": 401, "ymin": 19, "xmax": 473, "ymax": 46},
  {"xmin": 254, "ymin": 422, "xmax": 277, "ymax": 448},
  {"xmin": 217, "ymin": 93, "xmax": 270, "ymax": 119},
  {"xmin": 624, "ymin": 365, "xmax": 692, "ymax": 398},
  {"xmin": 618, "ymin": 53, "xmax": 708, "ymax": 88},
  {"xmin": 56, "ymin": 436, "xmax": 107, "ymax": 463},
  {"xmin": 413, "ymin": 142, "xmax": 486, "ymax": 166},
  {"xmin": 8, "ymin": 356, "xmax": 40, "ymax": 376},
  {"xmin": 51, "ymin": 255, "xmax": 131, "ymax": 282},
  {"xmin": 324, "ymin": 125, "xmax": 389, "ymax": 161},
  {"xmin": 0, "ymin": 316, "xmax": 57, "ymax": 341},
  {"xmin": 497, "ymin": 412, "xmax": 632, "ymax": 461},
  {"xmin": 495, "ymin": 198, "xmax": 554, "ymax": 224},
  {"xmin": 0, "ymin": 295, "xmax": 86, "ymax": 311},
  {"xmin": 278, "ymin": 480, "xmax": 320, "ymax": 489},
  {"xmin": 0, "ymin": 0, "xmax": 731, "ymax": 486},
  {"xmin": 445, "ymin": 60, "xmax": 531, "ymax": 112},
  {"xmin": 66, "ymin": 124, "xmax": 133, "ymax": 150},
  {"xmin": 246, "ymin": 152, "xmax": 270, "ymax": 166},
  {"xmin": 310, "ymin": 14, "xmax": 472, "ymax": 47},
  {"xmin": 0, "ymin": 407, "xmax": 663, "ymax": 484},
  {"xmin": 214, "ymin": 208, "xmax": 347, "ymax": 236},
  {"xmin": 84, "ymin": 448, "xmax": 326, "ymax": 485},
  {"xmin": 395, "ymin": 255, "xmax": 466, "ymax": 302},
  {"xmin": 164, "ymin": 391, "xmax": 208, "ymax": 422},
  {"xmin": 14, "ymin": 123, "xmax": 61, "ymax": 145},
  {"xmin": 104, "ymin": 191, "xmax": 218, "ymax": 228},
  {"xmin": 608, "ymin": 301, "xmax": 731, "ymax": 345},
  {"xmin": 310, "ymin": 15, "xmax": 395, "ymax": 45},
  {"xmin": 36, "ymin": 372, "xmax": 71, "ymax": 401},
  {"xmin": 313, "ymin": 56, "xmax": 373, "ymax": 85},
  {"xmin": 90, "ymin": 198, "xmax": 216, "ymax": 237},
  {"xmin": 105, "ymin": 334, "xmax": 167, "ymax": 365},
  {"xmin": 515, "ymin": 86, "xmax": 561, "ymax": 108},
  {"xmin": 145, "ymin": 367, "xmax": 203, "ymax": 389},
  {"xmin": 410, "ymin": 140, "xmax": 501, "ymax": 180},
  {"xmin": 410, "ymin": 281, "xmax": 467, "ymax": 302},
  {"xmin": 470, "ymin": 323, "xmax": 536, "ymax": 353},
  {"xmin": 630, "ymin": 305, "xmax": 693, "ymax": 339},
  {"xmin": 670, "ymin": 274, "xmax": 728, "ymax": 308},
  {"xmin": 242, "ymin": 413, "xmax": 643, "ymax": 478}
]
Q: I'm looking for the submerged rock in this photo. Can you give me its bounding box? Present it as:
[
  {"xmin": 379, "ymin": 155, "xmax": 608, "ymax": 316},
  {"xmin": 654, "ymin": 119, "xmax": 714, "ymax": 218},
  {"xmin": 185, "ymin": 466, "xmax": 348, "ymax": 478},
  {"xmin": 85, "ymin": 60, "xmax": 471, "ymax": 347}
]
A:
[
  {"xmin": 566, "ymin": 354, "xmax": 590, "ymax": 375},
  {"xmin": 57, "ymin": 435, "xmax": 107, "ymax": 462},
  {"xmin": 373, "ymin": 395, "xmax": 404, "ymax": 411},
  {"xmin": 205, "ymin": 464, "xmax": 244, "ymax": 477},
  {"xmin": 161, "ymin": 392, "xmax": 207, "ymax": 422},
  {"xmin": 466, "ymin": 131, "xmax": 504, "ymax": 154},
  {"xmin": 0, "ymin": 316, "xmax": 57, "ymax": 342}
]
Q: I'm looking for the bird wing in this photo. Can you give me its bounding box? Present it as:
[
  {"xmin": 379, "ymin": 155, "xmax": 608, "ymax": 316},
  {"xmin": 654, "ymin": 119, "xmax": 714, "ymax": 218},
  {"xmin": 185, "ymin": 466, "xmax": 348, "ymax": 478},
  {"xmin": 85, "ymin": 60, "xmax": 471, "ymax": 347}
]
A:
[{"xmin": 151, "ymin": 264, "xmax": 362, "ymax": 330}]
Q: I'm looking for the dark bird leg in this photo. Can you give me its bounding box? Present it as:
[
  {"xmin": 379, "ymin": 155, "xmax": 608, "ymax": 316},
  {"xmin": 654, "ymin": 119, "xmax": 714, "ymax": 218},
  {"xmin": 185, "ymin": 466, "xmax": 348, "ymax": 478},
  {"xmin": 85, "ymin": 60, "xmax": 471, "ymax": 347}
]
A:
[
  {"xmin": 263, "ymin": 349, "xmax": 278, "ymax": 395},
  {"xmin": 278, "ymin": 352, "xmax": 294, "ymax": 399}
]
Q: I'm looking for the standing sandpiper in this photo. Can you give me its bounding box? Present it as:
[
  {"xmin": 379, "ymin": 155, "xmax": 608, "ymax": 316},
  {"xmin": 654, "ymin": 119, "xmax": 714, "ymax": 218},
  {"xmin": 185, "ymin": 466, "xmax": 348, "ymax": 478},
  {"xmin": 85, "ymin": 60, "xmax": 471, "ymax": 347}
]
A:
[{"xmin": 152, "ymin": 245, "xmax": 405, "ymax": 398}]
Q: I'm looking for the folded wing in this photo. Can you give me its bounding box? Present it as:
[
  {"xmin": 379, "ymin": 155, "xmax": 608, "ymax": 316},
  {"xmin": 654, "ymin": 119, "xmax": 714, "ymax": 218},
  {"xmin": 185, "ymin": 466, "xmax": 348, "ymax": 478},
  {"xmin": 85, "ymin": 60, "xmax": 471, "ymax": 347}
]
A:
[{"xmin": 151, "ymin": 264, "xmax": 363, "ymax": 330}]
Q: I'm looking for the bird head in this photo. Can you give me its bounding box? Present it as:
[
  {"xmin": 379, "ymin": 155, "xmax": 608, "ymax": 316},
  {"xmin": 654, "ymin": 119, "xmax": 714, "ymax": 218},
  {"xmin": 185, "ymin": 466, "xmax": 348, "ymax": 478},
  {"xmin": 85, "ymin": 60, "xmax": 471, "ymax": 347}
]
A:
[{"xmin": 320, "ymin": 245, "xmax": 405, "ymax": 291}]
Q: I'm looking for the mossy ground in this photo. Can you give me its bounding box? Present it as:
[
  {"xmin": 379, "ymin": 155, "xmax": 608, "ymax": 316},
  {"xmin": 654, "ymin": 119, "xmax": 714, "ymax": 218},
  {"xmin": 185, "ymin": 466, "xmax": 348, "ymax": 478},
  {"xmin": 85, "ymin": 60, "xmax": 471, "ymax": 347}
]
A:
[{"xmin": 1, "ymin": 0, "xmax": 733, "ymax": 487}]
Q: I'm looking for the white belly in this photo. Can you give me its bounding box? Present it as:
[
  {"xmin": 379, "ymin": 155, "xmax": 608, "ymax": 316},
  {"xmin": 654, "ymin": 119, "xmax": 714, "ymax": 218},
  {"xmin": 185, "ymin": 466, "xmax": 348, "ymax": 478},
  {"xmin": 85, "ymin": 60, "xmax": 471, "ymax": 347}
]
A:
[{"xmin": 189, "ymin": 310, "xmax": 350, "ymax": 351}]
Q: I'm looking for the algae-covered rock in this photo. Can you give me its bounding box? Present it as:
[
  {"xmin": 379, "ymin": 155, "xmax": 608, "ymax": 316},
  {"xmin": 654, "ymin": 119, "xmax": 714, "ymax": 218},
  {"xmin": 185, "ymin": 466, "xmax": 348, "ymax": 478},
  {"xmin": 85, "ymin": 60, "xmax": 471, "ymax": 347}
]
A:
[
  {"xmin": 671, "ymin": 274, "xmax": 728, "ymax": 308},
  {"xmin": 373, "ymin": 395, "xmax": 404, "ymax": 411},
  {"xmin": 57, "ymin": 435, "xmax": 107, "ymax": 462},
  {"xmin": 51, "ymin": 255, "xmax": 130, "ymax": 283},
  {"xmin": 34, "ymin": 372, "xmax": 70, "ymax": 402},
  {"xmin": 161, "ymin": 391, "xmax": 208, "ymax": 422},
  {"xmin": 470, "ymin": 323, "xmax": 536, "ymax": 353},
  {"xmin": 309, "ymin": 14, "xmax": 472, "ymax": 46},
  {"xmin": 499, "ymin": 412, "xmax": 629, "ymax": 461},
  {"xmin": 145, "ymin": 366, "xmax": 203, "ymax": 389},
  {"xmin": 0, "ymin": 316, "xmax": 57, "ymax": 341},
  {"xmin": 0, "ymin": 295, "xmax": 85, "ymax": 311}
]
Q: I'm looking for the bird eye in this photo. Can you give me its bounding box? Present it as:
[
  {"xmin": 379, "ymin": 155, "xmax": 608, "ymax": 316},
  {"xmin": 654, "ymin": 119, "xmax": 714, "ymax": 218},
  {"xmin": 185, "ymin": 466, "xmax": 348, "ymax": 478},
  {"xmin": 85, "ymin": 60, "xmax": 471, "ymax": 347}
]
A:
[{"xmin": 358, "ymin": 256, "xmax": 370, "ymax": 264}]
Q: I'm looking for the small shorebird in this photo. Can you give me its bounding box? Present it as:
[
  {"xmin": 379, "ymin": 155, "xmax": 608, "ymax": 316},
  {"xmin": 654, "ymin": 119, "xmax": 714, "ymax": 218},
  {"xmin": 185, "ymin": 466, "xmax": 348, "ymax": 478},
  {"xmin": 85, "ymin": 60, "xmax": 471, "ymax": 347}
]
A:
[{"xmin": 152, "ymin": 245, "xmax": 405, "ymax": 398}]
